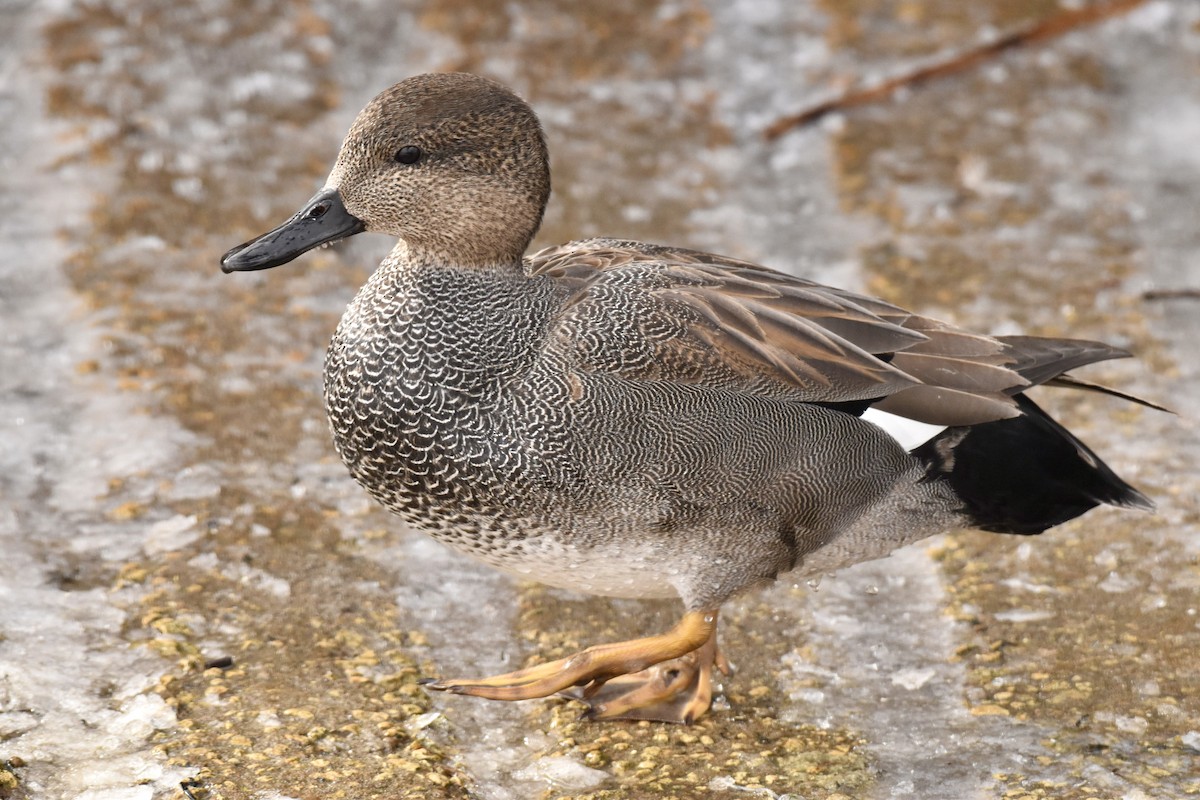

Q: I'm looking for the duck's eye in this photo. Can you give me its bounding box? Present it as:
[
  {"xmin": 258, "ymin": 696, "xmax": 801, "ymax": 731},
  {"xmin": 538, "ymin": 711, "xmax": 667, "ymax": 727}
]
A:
[{"xmin": 394, "ymin": 145, "xmax": 422, "ymax": 165}]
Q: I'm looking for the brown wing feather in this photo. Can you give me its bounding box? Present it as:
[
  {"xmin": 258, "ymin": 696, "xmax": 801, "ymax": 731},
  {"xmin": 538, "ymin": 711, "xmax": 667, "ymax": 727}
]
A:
[
  {"xmin": 533, "ymin": 239, "xmax": 927, "ymax": 403},
  {"xmin": 528, "ymin": 239, "xmax": 1140, "ymax": 426}
]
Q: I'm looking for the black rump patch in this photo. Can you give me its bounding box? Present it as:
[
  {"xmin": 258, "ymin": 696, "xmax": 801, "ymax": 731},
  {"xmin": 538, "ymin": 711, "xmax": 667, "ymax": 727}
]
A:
[{"xmin": 915, "ymin": 394, "xmax": 1150, "ymax": 535}]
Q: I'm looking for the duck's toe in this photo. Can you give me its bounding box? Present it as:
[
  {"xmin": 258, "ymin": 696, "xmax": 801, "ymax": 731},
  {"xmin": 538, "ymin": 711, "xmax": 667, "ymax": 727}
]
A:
[
  {"xmin": 421, "ymin": 610, "xmax": 721, "ymax": 716},
  {"xmin": 571, "ymin": 633, "xmax": 729, "ymax": 724}
]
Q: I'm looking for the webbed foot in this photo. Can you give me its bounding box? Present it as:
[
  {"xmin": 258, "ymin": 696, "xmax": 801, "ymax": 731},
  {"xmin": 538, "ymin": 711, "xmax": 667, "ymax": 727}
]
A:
[{"xmin": 422, "ymin": 610, "xmax": 726, "ymax": 722}]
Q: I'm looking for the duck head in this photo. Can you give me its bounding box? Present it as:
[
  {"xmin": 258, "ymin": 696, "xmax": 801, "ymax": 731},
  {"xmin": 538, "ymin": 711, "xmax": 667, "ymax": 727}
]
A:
[{"xmin": 221, "ymin": 73, "xmax": 551, "ymax": 273}]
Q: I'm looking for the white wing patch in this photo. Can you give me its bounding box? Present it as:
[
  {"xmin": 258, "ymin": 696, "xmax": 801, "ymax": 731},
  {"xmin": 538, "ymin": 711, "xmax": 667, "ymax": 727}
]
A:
[{"xmin": 861, "ymin": 408, "xmax": 947, "ymax": 452}]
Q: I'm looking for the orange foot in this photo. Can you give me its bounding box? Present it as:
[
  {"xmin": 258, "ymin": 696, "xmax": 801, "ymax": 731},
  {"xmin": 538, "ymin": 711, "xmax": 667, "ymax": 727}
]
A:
[{"xmin": 421, "ymin": 610, "xmax": 729, "ymax": 723}]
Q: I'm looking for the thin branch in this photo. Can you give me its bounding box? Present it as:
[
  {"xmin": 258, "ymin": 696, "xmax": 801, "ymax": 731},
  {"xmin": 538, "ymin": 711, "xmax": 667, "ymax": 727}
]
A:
[
  {"xmin": 1142, "ymin": 288, "xmax": 1200, "ymax": 301},
  {"xmin": 764, "ymin": 0, "xmax": 1149, "ymax": 141}
]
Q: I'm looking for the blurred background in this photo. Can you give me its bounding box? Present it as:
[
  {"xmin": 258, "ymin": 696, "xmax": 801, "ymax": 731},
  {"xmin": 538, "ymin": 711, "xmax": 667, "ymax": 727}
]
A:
[{"xmin": 1, "ymin": 1, "xmax": 1198, "ymax": 798}]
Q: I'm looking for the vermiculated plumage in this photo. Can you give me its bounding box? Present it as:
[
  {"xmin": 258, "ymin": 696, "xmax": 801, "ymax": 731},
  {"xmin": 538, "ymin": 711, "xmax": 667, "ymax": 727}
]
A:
[{"xmin": 222, "ymin": 72, "xmax": 1153, "ymax": 722}]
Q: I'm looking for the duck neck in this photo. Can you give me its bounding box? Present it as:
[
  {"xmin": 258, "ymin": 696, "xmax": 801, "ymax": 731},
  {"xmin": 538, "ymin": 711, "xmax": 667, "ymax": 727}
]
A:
[
  {"xmin": 400, "ymin": 248, "xmax": 529, "ymax": 277},
  {"xmin": 394, "ymin": 211, "xmax": 538, "ymax": 277}
]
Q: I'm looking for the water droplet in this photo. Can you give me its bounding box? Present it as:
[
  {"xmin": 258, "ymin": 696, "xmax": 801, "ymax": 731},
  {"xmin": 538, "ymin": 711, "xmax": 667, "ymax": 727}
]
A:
[
  {"xmin": 865, "ymin": 585, "xmax": 879, "ymax": 595},
  {"xmin": 805, "ymin": 576, "xmax": 822, "ymax": 590}
]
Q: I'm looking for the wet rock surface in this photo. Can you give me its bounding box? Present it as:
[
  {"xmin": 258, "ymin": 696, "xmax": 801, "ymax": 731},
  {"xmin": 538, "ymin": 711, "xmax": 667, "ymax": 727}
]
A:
[{"xmin": 1, "ymin": 1, "xmax": 1197, "ymax": 798}]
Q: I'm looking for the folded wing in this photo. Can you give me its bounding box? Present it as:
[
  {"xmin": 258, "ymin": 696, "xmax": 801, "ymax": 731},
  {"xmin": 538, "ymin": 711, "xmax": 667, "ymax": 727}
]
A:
[{"xmin": 530, "ymin": 239, "xmax": 1142, "ymax": 426}]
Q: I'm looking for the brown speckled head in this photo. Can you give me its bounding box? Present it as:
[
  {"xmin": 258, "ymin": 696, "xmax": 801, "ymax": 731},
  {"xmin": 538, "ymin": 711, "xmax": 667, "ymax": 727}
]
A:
[{"xmin": 325, "ymin": 73, "xmax": 551, "ymax": 268}]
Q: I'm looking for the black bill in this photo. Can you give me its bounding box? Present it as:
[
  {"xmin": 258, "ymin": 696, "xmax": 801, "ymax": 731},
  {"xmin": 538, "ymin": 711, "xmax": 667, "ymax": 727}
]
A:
[{"xmin": 220, "ymin": 188, "xmax": 366, "ymax": 273}]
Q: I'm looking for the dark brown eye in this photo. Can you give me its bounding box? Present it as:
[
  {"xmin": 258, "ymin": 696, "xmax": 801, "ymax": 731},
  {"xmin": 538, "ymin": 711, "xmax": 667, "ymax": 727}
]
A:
[{"xmin": 394, "ymin": 145, "xmax": 422, "ymax": 165}]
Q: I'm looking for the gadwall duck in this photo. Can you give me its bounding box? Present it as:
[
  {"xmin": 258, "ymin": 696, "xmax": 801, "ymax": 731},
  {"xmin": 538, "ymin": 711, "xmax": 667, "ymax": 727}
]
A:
[{"xmin": 222, "ymin": 72, "xmax": 1154, "ymax": 724}]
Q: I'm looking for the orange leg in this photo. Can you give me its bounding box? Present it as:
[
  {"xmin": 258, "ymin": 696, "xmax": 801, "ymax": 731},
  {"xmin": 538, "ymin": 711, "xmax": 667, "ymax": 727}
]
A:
[{"xmin": 421, "ymin": 610, "xmax": 728, "ymax": 722}]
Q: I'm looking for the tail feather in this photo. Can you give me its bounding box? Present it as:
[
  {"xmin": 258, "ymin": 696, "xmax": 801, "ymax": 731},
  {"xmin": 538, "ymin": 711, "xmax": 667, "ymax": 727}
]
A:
[
  {"xmin": 915, "ymin": 394, "xmax": 1151, "ymax": 535},
  {"xmin": 1044, "ymin": 373, "xmax": 1171, "ymax": 413},
  {"xmin": 996, "ymin": 335, "xmax": 1131, "ymax": 389}
]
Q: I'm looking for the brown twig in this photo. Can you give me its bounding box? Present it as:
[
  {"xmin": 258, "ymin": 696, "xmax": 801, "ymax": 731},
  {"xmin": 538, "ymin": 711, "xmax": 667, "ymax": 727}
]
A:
[
  {"xmin": 764, "ymin": 0, "xmax": 1149, "ymax": 140},
  {"xmin": 1142, "ymin": 288, "xmax": 1200, "ymax": 301}
]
